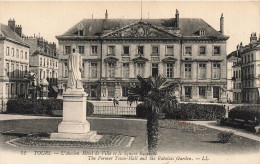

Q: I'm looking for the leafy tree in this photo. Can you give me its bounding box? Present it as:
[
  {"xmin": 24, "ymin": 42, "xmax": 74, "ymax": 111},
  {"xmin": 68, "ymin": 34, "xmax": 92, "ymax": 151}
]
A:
[{"xmin": 128, "ymin": 75, "xmax": 179, "ymax": 155}]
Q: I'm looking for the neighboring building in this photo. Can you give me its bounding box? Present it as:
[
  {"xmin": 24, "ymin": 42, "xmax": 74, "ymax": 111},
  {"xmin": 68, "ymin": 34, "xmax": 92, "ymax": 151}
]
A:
[
  {"xmin": 24, "ymin": 36, "xmax": 59, "ymax": 98},
  {"xmin": 240, "ymin": 33, "xmax": 260, "ymax": 103},
  {"xmin": 0, "ymin": 19, "xmax": 30, "ymax": 112},
  {"xmin": 56, "ymin": 10, "xmax": 229, "ymax": 102},
  {"xmin": 232, "ymin": 61, "xmax": 242, "ymax": 103},
  {"xmin": 226, "ymin": 45, "xmax": 241, "ymax": 102}
]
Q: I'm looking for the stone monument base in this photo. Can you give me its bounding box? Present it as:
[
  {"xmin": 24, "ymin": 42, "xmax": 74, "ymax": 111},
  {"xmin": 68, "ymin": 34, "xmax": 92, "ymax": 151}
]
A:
[
  {"xmin": 50, "ymin": 130, "xmax": 97, "ymax": 141},
  {"xmin": 50, "ymin": 88, "xmax": 96, "ymax": 142}
]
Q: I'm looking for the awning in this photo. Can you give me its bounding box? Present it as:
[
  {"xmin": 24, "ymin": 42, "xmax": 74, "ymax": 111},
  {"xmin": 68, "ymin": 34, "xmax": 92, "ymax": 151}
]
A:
[{"xmin": 52, "ymin": 86, "xmax": 58, "ymax": 92}]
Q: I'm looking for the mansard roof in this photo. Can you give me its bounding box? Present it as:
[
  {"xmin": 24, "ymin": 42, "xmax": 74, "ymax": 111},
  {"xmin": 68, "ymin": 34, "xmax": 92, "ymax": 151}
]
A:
[
  {"xmin": 0, "ymin": 23, "xmax": 29, "ymax": 47},
  {"xmin": 56, "ymin": 18, "xmax": 229, "ymax": 40}
]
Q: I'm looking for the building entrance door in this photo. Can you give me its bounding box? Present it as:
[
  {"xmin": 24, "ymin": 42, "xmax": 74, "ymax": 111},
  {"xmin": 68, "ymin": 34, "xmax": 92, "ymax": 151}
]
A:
[{"xmin": 213, "ymin": 86, "xmax": 220, "ymax": 99}]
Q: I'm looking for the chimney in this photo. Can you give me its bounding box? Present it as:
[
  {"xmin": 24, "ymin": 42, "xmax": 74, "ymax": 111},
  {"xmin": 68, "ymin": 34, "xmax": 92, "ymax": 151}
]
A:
[
  {"xmin": 105, "ymin": 9, "xmax": 108, "ymax": 19},
  {"xmin": 220, "ymin": 13, "xmax": 224, "ymax": 34},
  {"xmin": 175, "ymin": 9, "xmax": 179, "ymax": 28},
  {"xmin": 250, "ymin": 32, "xmax": 257, "ymax": 44},
  {"xmin": 8, "ymin": 18, "xmax": 15, "ymax": 31},
  {"xmin": 15, "ymin": 25, "xmax": 22, "ymax": 37}
]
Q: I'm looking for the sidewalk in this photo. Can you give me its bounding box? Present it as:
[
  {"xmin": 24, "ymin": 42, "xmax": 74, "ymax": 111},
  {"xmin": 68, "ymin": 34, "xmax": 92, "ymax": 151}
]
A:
[
  {"xmin": 0, "ymin": 114, "xmax": 55, "ymax": 121},
  {"xmin": 187, "ymin": 121, "xmax": 260, "ymax": 142}
]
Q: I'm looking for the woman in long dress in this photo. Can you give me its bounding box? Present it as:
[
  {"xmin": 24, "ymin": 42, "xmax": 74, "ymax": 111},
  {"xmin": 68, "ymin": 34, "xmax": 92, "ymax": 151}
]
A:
[{"xmin": 67, "ymin": 48, "xmax": 83, "ymax": 89}]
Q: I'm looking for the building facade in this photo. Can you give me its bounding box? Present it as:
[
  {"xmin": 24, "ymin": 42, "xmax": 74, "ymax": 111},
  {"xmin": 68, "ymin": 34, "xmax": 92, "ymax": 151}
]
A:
[
  {"xmin": 0, "ymin": 19, "xmax": 30, "ymax": 112},
  {"xmin": 24, "ymin": 36, "xmax": 59, "ymax": 98},
  {"xmin": 232, "ymin": 61, "xmax": 242, "ymax": 103},
  {"xmin": 57, "ymin": 10, "xmax": 229, "ymax": 102},
  {"xmin": 240, "ymin": 33, "xmax": 260, "ymax": 103}
]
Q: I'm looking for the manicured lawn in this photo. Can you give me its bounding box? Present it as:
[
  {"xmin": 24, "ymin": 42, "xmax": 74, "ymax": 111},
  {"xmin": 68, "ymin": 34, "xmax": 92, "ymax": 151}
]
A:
[{"xmin": 0, "ymin": 118, "xmax": 259, "ymax": 154}]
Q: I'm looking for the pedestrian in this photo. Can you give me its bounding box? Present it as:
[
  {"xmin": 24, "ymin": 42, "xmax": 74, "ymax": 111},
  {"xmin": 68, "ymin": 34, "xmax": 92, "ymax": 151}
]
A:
[
  {"xmin": 116, "ymin": 97, "xmax": 119, "ymax": 106},
  {"xmin": 113, "ymin": 97, "xmax": 116, "ymax": 107}
]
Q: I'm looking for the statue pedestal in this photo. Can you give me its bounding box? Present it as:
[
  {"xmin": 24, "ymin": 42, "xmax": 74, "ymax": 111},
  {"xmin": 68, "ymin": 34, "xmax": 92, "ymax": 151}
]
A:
[{"xmin": 50, "ymin": 89, "xmax": 96, "ymax": 141}]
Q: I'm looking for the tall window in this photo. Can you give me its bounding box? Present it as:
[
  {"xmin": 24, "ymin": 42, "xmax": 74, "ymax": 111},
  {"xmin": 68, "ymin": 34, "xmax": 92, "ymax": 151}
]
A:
[
  {"xmin": 136, "ymin": 63, "xmax": 144, "ymax": 77},
  {"xmin": 213, "ymin": 46, "xmax": 221, "ymax": 55},
  {"xmin": 20, "ymin": 51, "xmax": 23, "ymax": 59},
  {"xmin": 184, "ymin": 86, "xmax": 192, "ymax": 98},
  {"xmin": 166, "ymin": 63, "xmax": 173, "ymax": 78},
  {"xmin": 184, "ymin": 64, "xmax": 192, "ymax": 79},
  {"xmin": 6, "ymin": 47, "xmax": 9, "ymax": 56},
  {"xmin": 43, "ymin": 59, "xmax": 46, "ymax": 67},
  {"xmin": 199, "ymin": 46, "xmax": 206, "ymax": 55},
  {"xmin": 11, "ymin": 48, "xmax": 14, "ymax": 57},
  {"xmin": 152, "ymin": 63, "xmax": 158, "ymax": 77},
  {"xmin": 123, "ymin": 46, "xmax": 129, "ymax": 55},
  {"xmin": 90, "ymin": 63, "xmax": 97, "ymax": 78},
  {"xmin": 138, "ymin": 46, "xmax": 144, "ymax": 55},
  {"xmin": 212, "ymin": 63, "xmax": 220, "ymax": 79},
  {"xmin": 166, "ymin": 46, "xmax": 174, "ymax": 56},
  {"xmin": 64, "ymin": 62, "xmax": 68, "ymax": 77},
  {"xmin": 152, "ymin": 46, "xmax": 159, "ymax": 55},
  {"xmin": 122, "ymin": 63, "xmax": 129, "ymax": 78},
  {"xmin": 25, "ymin": 52, "xmax": 27, "ymax": 60},
  {"xmin": 47, "ymin": 59, "xmax": 49, "ymax": 67},
  {"xmin": 16, "ymin": 49, "xmax": 19, "ymax": 58},
  {"xmin": 20, "ymin": 65, "xmax": 23, "ymax": 78},
  {"xmin": 184, "ymin": 46, "xmax": 192, "ymax": 56},
  {"xmin": 122, "ymin": 86, "xmax": 129, "ymax": 97},
  {"xmin": 16, "ymin": 64, "xmax": 19, "ymax": 78},
  {"xmin": 198, "ymin": 63, "xmax": 206, "ymax": 79},
  {"xmin": 107, "ymin": 63, "xmax": 115, "ymax": 78},
  {"xmin": 65, "ymin": 46, "xmax": 71, "ymax": 55},
  {"xmin": 107, "ymin": 87, "xmax": 115, "ymax": 98},
  {"xmin": 40, "ymin": 70, "xmax": 42, "ymax": 80},
  {"xmin": 78, "ymin": 46, "xmax": 84, "ymax": 54},
  {"xmin": 6, "ymin": 63, "xmax": 9, "ymax": 77},
  {"xmin": 43, "ymin": 71, "xmax": 46, "ymax": 78},
  {"xmin": 25, "ymin": 65, "xmax": 28, "ymax": 76},
  {"xmin": 11, "ymin": 63, "xmax": 14, "ymax": 78},
  {"xmin": 91, "ymin": 46, "xmax": 98, "ymax": 54},
  {"xmin": 108, "ymin": 46, "xmax": 115, "ymax": 55},
  {"xmin": 199, "ymin": 86, "xmax": 206, "ymax": 98}
]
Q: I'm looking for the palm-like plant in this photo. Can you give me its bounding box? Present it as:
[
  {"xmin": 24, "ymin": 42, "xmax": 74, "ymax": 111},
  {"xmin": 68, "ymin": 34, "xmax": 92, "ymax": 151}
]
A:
[{"xmin": 128, "ymin": 75, "xmax": 180, "ymax": 155}]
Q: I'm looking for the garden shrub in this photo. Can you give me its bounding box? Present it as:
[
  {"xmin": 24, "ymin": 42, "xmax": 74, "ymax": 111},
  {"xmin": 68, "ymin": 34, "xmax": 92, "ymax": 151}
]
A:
[
  {"xmin": 6, "ymin": 99, "xmax": 94, "ymax": 116},
  {"xmin": 164, "ymin": 103, "xmax": 226, "ymax": 120},
  {"xmin": 218, "ymin": 131, "xmax": 234, "ymax": 143},
  {"xmin": 228, "ymin": 105, "xmax": 260, "ymax": 126}
]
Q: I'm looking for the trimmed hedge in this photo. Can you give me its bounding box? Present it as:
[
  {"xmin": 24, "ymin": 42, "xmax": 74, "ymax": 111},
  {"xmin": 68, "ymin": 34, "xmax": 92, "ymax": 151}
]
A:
[
  {"xmin": 136, "ymin": 103, "xmax": 226, "ymax": 120},
  {"xmin": 165, "ymin": 103, "xmax": 226, "ymax": 120},
  {"xmin": 228, "ymin": 105, "xmax": 260, "ymax": 126},
  {"xmin": 6, "ymin": 99, "xmax": 94, "ymax": 116}
]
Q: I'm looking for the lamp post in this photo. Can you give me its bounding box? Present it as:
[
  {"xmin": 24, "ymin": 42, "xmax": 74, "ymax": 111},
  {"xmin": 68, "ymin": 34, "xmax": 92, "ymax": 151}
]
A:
[{"xmin": 40, "ymin": 78, "xmax": 49, "ymax": 99}]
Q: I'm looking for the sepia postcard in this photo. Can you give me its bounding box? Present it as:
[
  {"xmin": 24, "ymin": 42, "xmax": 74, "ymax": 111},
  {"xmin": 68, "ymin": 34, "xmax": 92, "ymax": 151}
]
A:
[{"xmin": 0, "ymin": 1, "xmax": 259, "ymax": 164}]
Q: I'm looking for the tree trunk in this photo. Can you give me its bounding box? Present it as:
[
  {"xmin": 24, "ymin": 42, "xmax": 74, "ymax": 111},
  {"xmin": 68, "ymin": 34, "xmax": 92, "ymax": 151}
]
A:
[{"xmin": 146, "ymin": 106, "xmax": 159, "ymax": 155}]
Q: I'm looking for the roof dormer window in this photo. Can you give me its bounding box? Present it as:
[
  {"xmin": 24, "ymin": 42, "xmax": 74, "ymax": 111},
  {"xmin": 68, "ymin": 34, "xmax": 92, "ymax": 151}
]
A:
[{"xmin": 199, "ymin": 29, "xmax": 206, "ymax": 36}]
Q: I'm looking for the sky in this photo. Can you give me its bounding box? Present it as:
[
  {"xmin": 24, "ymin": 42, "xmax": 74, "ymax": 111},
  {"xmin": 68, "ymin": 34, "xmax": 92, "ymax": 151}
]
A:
[{"xmin": 0, "ymin": 1, "xmax": 259, "ymax": 54}]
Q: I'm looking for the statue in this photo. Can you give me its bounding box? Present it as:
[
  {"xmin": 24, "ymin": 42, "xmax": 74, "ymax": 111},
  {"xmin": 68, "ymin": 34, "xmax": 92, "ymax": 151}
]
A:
[{"xmin": 67, "ymin": 48, "xmax": 83, "ymax": 89}]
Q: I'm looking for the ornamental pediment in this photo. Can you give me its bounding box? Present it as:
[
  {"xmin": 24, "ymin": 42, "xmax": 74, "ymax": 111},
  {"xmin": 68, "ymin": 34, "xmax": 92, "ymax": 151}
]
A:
[
  {"xmin": 162, "ymin": 57, "xmax": 177, "ymax": 63},
  {"xmin": 102, "ymin": 21, "xmax": 178, "ymax": 39},
  {"xmin": 132, "ymin": 56, "xmax": 149, "ymax": 64},
  {"xmin": 104, "ymin": 57, "xmax": 118, "ymax": 63}
]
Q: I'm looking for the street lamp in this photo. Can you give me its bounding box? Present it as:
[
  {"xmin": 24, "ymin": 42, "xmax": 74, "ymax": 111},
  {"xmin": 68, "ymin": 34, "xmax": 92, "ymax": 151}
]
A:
[{"xmin": 40, "ymin": 78, "xmax": 49, "ymax": 99}]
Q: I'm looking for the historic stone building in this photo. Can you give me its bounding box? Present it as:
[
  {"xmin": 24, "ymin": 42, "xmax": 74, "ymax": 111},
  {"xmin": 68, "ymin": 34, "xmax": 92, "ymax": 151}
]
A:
[
  {"xmin": 57, "ymin": 10, "xmax": 229, "ymax": 102},
  {"xmin": 240, "ymin": 33, "xmax": 260, "ymax": 103},
  {"xmin": 24, "ymin": 36, "xmax": 59, "ymax": 98},
  {"xmin": 0, "ymin": 19, "xmax": 30, "ymax": 111}
]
